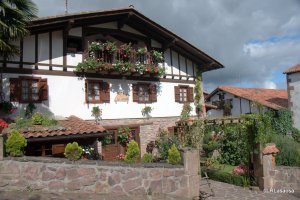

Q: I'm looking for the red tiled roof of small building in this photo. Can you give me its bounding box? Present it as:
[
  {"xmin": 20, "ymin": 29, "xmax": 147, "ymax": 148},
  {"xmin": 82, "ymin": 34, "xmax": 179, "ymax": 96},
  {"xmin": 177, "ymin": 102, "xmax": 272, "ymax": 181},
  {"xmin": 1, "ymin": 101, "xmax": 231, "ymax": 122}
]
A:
[
  {"xmin": 262, "ymin": 143, "xmax": 279, "ymax": 155},
  {"xmin": 206, "ymin": 86, "xmax": 288, "ymax": 110},
  {"xmin": 21, "ymin": 115, "xmax": 105, "ymax": 139},
  {"xmin": 284, "ymin": 63, "xmax": 300, "ymax": 74}
]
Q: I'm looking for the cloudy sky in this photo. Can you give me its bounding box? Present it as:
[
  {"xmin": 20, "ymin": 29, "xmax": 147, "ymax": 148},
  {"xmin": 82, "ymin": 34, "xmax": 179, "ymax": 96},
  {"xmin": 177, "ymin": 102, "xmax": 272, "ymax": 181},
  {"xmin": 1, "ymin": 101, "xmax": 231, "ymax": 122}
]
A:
[{"xmin": 32, "ymin": 0, "xmax": 300, "ymax": 92}]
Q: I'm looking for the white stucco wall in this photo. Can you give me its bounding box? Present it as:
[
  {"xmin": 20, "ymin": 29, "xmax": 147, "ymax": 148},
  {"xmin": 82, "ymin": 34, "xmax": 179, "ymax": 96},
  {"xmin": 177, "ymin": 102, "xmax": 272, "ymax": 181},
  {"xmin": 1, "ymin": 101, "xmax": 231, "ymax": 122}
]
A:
[
  {"xmin": 2, "ymin": 73, "xmax": 196, "ymax": 120},
  {"xmin": 288, "ymin": 72, "xmax": 300, "ymax": 129},
  {"xmin": 206, "ymin": 91, "xmax": 267, "ymax": 117}
]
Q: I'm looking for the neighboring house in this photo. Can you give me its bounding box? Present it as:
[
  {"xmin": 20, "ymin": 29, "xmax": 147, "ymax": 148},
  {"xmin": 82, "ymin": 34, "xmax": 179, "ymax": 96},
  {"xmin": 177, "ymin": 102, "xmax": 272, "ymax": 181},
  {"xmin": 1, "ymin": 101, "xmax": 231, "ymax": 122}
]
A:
[
  {"xmin": 284, "ymin": 63, "xmax": 300, "ymax": 129},
  {"xmin": 0, "ymin": 8, "xmax": 223, "ymax": 159},
  {"xmin": 205, "ymin": 86, "xmax": 288, "ymax": 117}
]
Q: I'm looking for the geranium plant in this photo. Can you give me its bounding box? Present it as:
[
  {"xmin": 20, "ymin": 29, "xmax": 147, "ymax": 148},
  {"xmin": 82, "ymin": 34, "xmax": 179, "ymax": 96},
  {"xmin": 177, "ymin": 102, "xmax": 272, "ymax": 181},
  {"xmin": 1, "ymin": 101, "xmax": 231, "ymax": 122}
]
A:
[
  {"xmin": 233, "ymin": 164, "xmax": 248, "ymax": 175},
  {"xmin": 142, "ymin": 106, "xmax": 153, "ymax": 118},
  {"xmin": 91, "ymin": 106, "xmax": 102, "ymax": 124},
  {"xmin": 118, "ymin": 127, "xmax": 133, "ymax": 147},
  {"xmin": 0, "ymin": 101, "xmax": 16, "ymax": 114}
]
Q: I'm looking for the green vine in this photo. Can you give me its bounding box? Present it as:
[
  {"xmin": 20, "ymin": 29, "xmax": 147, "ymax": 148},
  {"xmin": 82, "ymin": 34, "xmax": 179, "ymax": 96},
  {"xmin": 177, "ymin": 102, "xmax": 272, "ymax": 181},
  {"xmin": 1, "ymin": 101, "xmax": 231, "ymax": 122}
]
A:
[{"xmin": 194, "ymin": 69, "xmax": 203, "ymax": 114}]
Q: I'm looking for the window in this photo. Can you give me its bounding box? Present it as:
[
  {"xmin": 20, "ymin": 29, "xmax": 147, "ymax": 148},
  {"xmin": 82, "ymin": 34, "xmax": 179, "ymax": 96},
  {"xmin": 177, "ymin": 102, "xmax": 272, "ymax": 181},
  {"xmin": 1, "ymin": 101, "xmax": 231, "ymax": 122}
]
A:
[
  {"xmin": 138, "ymin": 85, "xmax": 150, "ymax": 103},
  {"xmin": 132, "ymin": 83, "xmax": 157, "ymax": 103},
  {"xmin": 85, "ymin": 80, "xmax": 110, "ymax": 103},
  {"xmin": 10, "ymin": 77, "xmax": 48, "ymax": 103},
  {"xmin": 67, "ymin": 36, "xmax": 83, "ymax": 53},
  {"xmin": 174, "ymin": 85, "xmax": 193, "ymax": 103}
]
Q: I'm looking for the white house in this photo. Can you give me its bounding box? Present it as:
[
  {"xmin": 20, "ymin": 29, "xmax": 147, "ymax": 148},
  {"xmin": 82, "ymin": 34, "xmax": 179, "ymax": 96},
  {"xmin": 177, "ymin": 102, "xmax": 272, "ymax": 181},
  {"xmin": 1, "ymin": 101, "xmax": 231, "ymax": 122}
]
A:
[
  {"xmin": 0, "ymin": 8, "xmax": 223, "ymax": 159},
  {"xmin": 284, "ymin": 63, "xmax": 300, "ymax": 129},
  {"xmin": 205, "ymin": 86, "xmax": 288, "ymax": 117}
]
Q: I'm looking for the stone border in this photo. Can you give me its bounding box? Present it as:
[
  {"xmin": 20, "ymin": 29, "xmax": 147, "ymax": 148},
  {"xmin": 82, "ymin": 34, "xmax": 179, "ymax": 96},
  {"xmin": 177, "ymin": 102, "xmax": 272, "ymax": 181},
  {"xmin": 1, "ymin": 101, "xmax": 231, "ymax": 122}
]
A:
[{"xmin": 4, "ymin": 156, "xmax": 183, "ymax": 169}]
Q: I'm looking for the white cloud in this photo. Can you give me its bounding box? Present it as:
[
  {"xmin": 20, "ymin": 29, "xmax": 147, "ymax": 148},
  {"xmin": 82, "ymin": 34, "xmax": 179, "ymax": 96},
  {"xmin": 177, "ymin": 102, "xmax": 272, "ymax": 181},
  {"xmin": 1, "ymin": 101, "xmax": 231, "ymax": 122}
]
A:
[{"xmin": 263, "ymin": 81, "xmax": 277, "ymax": 89}]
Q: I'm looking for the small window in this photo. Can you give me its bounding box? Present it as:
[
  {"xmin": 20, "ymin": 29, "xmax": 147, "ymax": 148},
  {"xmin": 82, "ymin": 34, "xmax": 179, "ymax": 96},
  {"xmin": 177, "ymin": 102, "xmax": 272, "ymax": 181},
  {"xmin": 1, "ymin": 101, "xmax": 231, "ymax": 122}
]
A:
[
  {"xmin": 85, "ymin": 80, "xmax": 110, "ymax": 103},
  {"xmin": 132, "ymin": 83, "xmax": 157, "ymax": 103},
  {"xmin": 10, "ymin": 77, "xmax": 48, "ymax": 103},
  {"xmin": 138, "ymin": 85, "xmax": 150, "ymax": 103},
  {"xmin": 67, "ymin": 36, "xmax": 83, "ymax": 53},
  {"xmin": 179, "ymin": 87, "xmax": 188, "ymax": 102},
  {"xmin": 174, "ymin": 85, "xmax": 193, "ymax": 103}
]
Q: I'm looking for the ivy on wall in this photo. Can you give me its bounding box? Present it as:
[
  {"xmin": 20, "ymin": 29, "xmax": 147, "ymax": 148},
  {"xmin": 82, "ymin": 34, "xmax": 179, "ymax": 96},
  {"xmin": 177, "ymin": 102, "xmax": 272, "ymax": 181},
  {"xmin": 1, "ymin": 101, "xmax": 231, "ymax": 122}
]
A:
[{"xmin": 194, "ymin": 69, "xmax": 203, "ymax": 115}]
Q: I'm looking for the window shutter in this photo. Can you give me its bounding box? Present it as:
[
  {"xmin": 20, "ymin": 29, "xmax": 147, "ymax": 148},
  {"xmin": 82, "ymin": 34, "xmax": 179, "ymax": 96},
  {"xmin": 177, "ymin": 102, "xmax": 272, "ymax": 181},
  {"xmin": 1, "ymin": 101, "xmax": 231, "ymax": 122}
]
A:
[
  {"xmin": 132, "ymin": 84, "xmax": 139, "ymax": 102},
  {"xmin": 100, "ymin": 81, "xmax": 110, "ymax": 103},
  {"xmin": 174, "ymin": 86, "xmax": 180, "ymax": 102},
  {"xmin": 85, "ymin": 80, "xmax": 88, "ymax": 103},
  {"xmin": 10, "ymin": 78, "xmax": 20, "ymax": 102},
  {"xmin": 149, "ymin": 84, "xmax": 157, "ymax": 102},
  {"xmin": 188, "ymin": 87, "xmax": 194, "ymax": 102},
  {"xmin": 39, "ymin": 79, "xmax": 48, "ymax": 101}
]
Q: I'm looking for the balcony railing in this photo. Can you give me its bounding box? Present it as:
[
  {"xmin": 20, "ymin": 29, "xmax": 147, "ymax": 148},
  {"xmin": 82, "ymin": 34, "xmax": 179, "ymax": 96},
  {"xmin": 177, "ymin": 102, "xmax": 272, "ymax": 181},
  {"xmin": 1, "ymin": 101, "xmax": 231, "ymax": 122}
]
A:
[{"xmin": 75, "ymin": 41, "xmax": 165, "ymax": 76}]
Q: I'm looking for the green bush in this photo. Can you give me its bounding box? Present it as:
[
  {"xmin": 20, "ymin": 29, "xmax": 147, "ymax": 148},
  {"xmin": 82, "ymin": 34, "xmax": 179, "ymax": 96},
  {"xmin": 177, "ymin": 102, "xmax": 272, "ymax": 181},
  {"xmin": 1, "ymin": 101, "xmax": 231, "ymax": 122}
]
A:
[
  {"xmin": 296, "ymin": 149, "xmax": 300, "ymax": 167},
  {"xmin": 124, "ymin": 140, "xmax": 140, "ymax": 164},
  {"xmin": 291, "ymin": 127, "xmax": 300, "ymax": 142},
  {"xmin": 269, "ymin": 134, "xmax": 300, "ymax": 166},
  {"xmin": 157, "ymin": 132, "xmax": 180, "ymax": 160},
  {"xmin": 142, "ymin": 153, "xmax": 153, "ymax": 163},
  {"xmin": 218, "ymin": 124, "xmax": 249, "ymax": 166},
  {"xmin": 64, "ymin": 142, "xmax": 83, "ymax": 161},
  {"xmin": 5, "ymin": 129, "xmax": 27, "ymax": 157},
  {"xmin": 205, "ymin": 169, "xmax": 250, "ymax": 187},
  {"xmin": 31, "ymin": 112, "xmax": 43, "ymax": 125},
  {"xmin": 167, "ymin": 144, "xmax": 181, "ymax": 165}
]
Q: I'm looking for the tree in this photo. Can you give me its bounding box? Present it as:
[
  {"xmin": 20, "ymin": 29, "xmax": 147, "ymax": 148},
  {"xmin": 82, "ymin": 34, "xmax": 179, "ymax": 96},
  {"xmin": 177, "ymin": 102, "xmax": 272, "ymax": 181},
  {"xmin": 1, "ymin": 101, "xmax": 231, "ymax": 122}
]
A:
[{"xmin": 0, "ymin": 0, "xmax": 37, "ymax": 58}]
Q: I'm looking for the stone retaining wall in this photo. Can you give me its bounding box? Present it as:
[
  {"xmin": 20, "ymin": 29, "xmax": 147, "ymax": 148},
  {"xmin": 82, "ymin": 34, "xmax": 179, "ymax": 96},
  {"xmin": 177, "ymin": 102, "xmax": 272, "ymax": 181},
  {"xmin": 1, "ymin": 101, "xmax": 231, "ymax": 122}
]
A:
[
  {"xmin": 0, "ymin": 149, "xmax": 200, "ymax": 199},
  {"xmin": 267, "ymin": 166, "xmax": 300, "ymax": 192}
]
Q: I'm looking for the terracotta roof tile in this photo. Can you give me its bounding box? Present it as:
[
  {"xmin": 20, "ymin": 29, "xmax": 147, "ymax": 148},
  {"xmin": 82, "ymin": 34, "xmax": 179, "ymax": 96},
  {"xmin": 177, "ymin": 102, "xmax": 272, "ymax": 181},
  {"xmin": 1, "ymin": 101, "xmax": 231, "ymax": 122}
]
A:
[
  {"xmin": 284, "ymin": 63, "xmax": 300, "ymax": 74},
  {"xmin": 263, "ymin": 143, "xmax": 279, "ymax": 155},
  {"xmin": 207, "ymin": 86, "xmax": 288, "ymax": 110},
  {"xmin": 21, "ymin": 115, "xmax": 105, "ymax": 139}
]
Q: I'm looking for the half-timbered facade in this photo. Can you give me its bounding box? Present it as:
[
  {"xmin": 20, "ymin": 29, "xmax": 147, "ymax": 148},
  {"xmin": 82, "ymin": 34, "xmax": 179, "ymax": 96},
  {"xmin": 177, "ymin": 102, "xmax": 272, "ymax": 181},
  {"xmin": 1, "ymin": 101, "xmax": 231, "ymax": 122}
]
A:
[{"xmin": 0, "ymin": 8, "xmax": 223, "ymax": 158}]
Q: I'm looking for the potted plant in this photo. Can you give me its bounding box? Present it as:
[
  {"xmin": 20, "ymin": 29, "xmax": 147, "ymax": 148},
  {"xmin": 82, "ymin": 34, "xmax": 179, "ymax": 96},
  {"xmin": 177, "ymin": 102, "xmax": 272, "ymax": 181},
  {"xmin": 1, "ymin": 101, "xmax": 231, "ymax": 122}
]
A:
[
  {"xmin": 91, "ymin": 106, "xmax": 102, "ymax": 124},
  {"xmin": 117, "ymin": 127, "xmax": 132, "ymax": 147},
  {"xmin": 141, "ymin": 106, "xmax": 153, "ymax": 118}
]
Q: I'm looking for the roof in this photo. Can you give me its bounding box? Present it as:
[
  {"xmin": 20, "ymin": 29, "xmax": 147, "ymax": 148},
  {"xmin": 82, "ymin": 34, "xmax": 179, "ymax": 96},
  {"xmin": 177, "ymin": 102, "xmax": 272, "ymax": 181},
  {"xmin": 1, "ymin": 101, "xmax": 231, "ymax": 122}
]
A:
[
  {"xmin": 206, "ymin": 86, "xmax": 288, "ymax": 110},
  {"xmin": 284, "ymin": 63, "xmax": 300, "ymax": 74},
  {"xmin": 20, "ymin": 115, "xmax": 106, "ymax": 139},
  {"xmin": 28, "ymin": 7, "xmax": 223, "ymax": 72}
]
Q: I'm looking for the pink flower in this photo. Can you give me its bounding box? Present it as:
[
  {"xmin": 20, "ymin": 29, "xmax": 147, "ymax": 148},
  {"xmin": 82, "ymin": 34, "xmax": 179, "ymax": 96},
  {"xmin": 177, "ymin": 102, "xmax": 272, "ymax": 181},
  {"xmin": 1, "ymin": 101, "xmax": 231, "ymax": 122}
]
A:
[{"xmin": 233, "ymin": 164, "xmax": 248, "ymax": 175}]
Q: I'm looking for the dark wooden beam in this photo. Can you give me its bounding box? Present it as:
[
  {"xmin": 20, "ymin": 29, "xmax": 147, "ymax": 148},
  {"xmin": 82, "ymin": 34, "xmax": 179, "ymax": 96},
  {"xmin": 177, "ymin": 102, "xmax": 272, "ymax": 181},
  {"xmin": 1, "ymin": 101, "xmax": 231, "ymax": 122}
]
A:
[
  {"xmin": 162, "ymin": 38, "xmax": 177, "ymax": 50},
  {"xmin": 178, "ymin": 52, "xmax": 181, "ymax": 79},
  {"xmin": 170, "ymin": 49, "xmax": 174, "ymax": 79},
  {"xmin": 49, "ymin": 31, "xmax": 52, "ymax": 70},
  {"xmin": 117, "ymin": 13, "xmax": 132, "ymax": 29},
  {"xmin": 63, "ymin": 29, "xmax": 68, "ymax": 71},
  {"xmin": 27, "ymin": 132, "xmax": 109, "ymax": 142},
  {"xmin": 1, "ymin": 67, "xmax": 195, "ymax": 83},
  {"xmin": 19, "ymin": 39, "xmax": 23, "ymax": 69},
  {"xmin": 35, "ymin": 34, "xmax": 38, "ymax": 70}
]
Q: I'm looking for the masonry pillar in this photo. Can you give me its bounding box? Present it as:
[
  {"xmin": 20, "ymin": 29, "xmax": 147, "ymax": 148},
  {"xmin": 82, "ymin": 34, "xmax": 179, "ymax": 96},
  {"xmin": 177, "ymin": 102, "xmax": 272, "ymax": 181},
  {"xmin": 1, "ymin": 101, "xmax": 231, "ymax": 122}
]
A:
[
  {"xmin": 0, "ymin": 134, "xmax": 4, "ymax": 160},
  {"xmin": 182, "ymin": 148, "xmax": 200, "ymax": 199}
]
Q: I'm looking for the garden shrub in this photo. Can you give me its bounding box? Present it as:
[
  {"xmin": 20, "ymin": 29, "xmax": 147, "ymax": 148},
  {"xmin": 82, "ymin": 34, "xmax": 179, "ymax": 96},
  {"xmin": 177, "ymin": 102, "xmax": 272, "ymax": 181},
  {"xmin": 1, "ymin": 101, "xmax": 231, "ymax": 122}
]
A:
[
  {"xmin": 218, "ymin": 124, "xmax": 249, "ymax": 166},
  {"xmin": 124, "ymin": 140, "xmax": 140, "ymax": 164},
  {"xmin": 296, "ymin": 149, "xmax": 300, "ymax": 167},
  {"xmin": 142, "ymin": 153, "xmax": 153, "ymax": 163},
  {"xmin": 31, "ymin": 112, "xmax": 43, "ymax": 125},
  {"xmin": 167, "ymin": 144, "xmax": 181, "ymax": 165},
  {"xmin": 5, "ymin": 129, "xmax": 27, "ymax": 157},
  {"xmin": 205, "ymin": 169, "xmax": 250, "ymax": 187},
  {"xmin": 269, "ymin": 134, "xmax": 300, "ymax": 166},
  {"xmin": 64, "ymin": 142, "xmax": 83, "ymax": 161},
  {"xmin": 157, "ymin": 132, "xmax": 180, "ymax": 160}
]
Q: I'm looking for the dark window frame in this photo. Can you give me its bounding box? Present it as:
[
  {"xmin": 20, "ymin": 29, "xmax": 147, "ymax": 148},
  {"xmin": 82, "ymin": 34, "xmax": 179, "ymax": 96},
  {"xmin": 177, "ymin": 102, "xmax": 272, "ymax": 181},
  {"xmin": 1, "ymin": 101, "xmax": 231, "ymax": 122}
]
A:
[
  {"xmin": 86, "ymin": 80, "xmax": 102, "ymax": 104},
  {"xmin": 19, "ymin": 77, "xmax": 42, "ymax": 103}
]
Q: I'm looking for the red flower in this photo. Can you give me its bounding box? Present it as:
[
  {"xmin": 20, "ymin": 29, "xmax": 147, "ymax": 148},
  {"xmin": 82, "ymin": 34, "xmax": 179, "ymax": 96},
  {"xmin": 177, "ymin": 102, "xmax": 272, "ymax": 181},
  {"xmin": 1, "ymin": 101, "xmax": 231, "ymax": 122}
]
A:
[{"xmin": 0, "ymin": 119, "xmax": 9, "ymax": 128}]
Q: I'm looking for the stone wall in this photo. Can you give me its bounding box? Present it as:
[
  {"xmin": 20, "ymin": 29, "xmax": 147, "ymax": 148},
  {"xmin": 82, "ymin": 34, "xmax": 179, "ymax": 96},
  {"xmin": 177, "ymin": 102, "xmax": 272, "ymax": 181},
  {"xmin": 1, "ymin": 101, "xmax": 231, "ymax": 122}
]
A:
[
  {"xmin": 0, "ymin": 149, "xmax": 200, "ymax": 199},
  {"xmin": 266, "ymin": 166, "xmax": 300, "ymax": 192},
  {"xmin": 287, "ymin": 72, "xmax": 300, "ymax": 129},
  {"xmin": 255, "ymin": 143, "xmax": 300, "ymax": 193}
]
